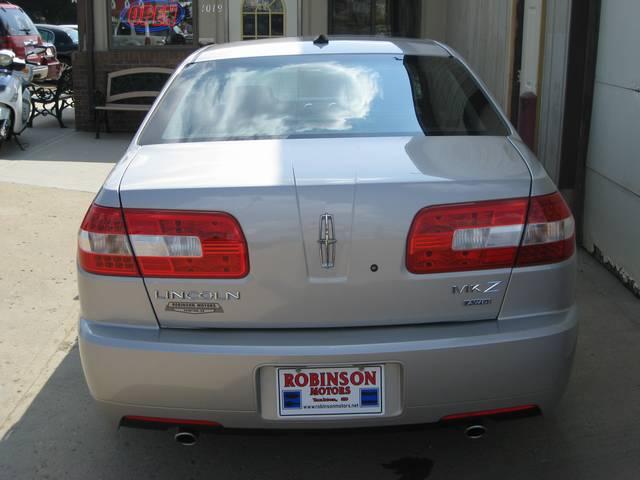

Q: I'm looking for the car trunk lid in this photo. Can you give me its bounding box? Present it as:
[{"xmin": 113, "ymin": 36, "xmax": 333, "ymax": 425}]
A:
[{"xmin": 119, "ymin": 135, "xmax": 531, "ymax": 329}]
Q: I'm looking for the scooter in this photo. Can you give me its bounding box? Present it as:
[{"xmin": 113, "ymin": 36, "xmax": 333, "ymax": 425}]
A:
[{"xmin": 0, "ymin": 49, "xmax": 34, "ymax": 149}]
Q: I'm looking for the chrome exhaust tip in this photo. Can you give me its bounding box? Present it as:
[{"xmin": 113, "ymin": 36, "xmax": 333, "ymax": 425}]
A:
[
  {"xmin": 464, "ymin": 424, "xmax": 487, "ymax": 440},
  {"xmin": 174, "ymin": 429, "xmax": 198, "ymax": 446}
]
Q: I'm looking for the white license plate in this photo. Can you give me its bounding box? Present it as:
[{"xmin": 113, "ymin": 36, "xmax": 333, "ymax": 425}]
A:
[{"xmin": 277, "ymin": 365, "xmax": 384, "ymax": 417}]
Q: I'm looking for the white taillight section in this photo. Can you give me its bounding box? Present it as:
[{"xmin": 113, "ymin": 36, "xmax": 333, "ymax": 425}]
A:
[
  {"xmin": 522, "ymin": 217, "xmax": 575, "ymax": 246},
  {"xmin": 516, "ymin": 193, "xmax": 575, "ymax": 266},
  {"xmin": 452, "ymin": 225, "xmax": 524, "ymax": 251},
  {"xmin": 129, "ymin": 235, "xmax": 203, "ymax": 257},
  {"xmin": 78, "ymin": 204, "xmax": 139, "ymax": 277},
  {"xmin": 78, "ymin": 230, "xmax": 132, "ymax": 256}
]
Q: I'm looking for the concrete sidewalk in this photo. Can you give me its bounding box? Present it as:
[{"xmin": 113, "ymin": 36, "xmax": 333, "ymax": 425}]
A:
[
  {"xmin": 0, "ymin": 183, "xmax": 93, "ymax": 437},
  {"xmin": 0, "ymin": 113, "xmax": 131, "ymax": 439},
  {"xmin": 0, "ymin": 110, "xmax": 131, "ymax": 192}
]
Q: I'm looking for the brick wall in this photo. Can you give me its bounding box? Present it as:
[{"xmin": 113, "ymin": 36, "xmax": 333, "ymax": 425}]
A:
[{"xmin": 73, "ymin": 50, "xmax": 194, "ymax": 132}]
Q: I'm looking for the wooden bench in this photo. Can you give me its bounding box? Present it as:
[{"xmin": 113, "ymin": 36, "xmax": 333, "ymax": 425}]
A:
[{"xmin": 94, "ymin": 67, "xmax": 173, "ymax": 138}]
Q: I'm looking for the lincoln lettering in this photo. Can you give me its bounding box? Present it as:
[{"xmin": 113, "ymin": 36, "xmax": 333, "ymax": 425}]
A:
[{"xmin": 155, "ymin": 290, "xmax": 240, "ymax": 301}]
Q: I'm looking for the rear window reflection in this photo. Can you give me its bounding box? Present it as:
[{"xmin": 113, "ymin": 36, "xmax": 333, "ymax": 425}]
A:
[{"xmin": 139, "ymin": 54, "xmax": 509, "ymax": 145}]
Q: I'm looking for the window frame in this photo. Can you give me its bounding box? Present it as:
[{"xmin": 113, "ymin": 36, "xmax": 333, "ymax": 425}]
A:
[
  {"xmin": 241, "ymin": 0, "xmax": 287, "ymax": 41},
  {"xmin": 37, "ymin": 28, "xmax": 55, "ymax": 44},
  {"xmin": 106, "ymin": 0, "xmax": 199, "ymax": 51}
]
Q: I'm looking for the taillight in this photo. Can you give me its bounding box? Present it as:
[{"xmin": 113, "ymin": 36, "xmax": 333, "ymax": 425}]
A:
[
  {"xmin": 406, "ymin": 192, "xmax": 575, "ymax": 274},
  {"xmin": 516, "ymin": 192, "xmax": 575, "ymax": 266},
  {"xmin": 78, "ymin": 205, "xmax": 250, "ymax": 278},
  {"xmin": 124, "ymin": 210, "xmax": 249, "ymax": 279},
  {"xmin": 78, "ymin": 204, "xmax": 139, "ymax": 276},
  {"xmin": 406, "ymin": 198, "xmax": 529, "ymax": 274}
]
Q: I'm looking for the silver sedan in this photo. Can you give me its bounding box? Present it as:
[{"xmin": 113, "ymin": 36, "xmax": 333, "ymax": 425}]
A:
[{"xmin": 77, "ymin": 37, "xmax": 577, "ymax": 440}]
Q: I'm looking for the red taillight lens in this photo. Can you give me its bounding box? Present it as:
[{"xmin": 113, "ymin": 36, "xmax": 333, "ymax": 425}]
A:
[
  {"xmin": 124, "ymin": 210, "xmax": 249, "ymax": 279},
  {"xmin": 406, "ymin": 198, "xmax": 529, "ymax": 274},
  {"xmin": 78, "ymin": 204, "xmax": 139, "ymax": 276},
  {"xmin": 406, "ymin": 192, "xmax": 575, "ymax": 274},
  {"xmin": 78, "ymin": 205, "xmax": 250, "ymax": 279},
  {"xmin": 516, "ymin": 192, "xmax": 575, "ymax": 266}
]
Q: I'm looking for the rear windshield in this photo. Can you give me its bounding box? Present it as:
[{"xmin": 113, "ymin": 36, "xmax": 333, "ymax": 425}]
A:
[
  {"xmin": 139, "ymin": 54, "xmax": 509, "ymax": 145},
  {"xmin": 0, "ymin": 8, "xmax": 38, "ymax": 36}
]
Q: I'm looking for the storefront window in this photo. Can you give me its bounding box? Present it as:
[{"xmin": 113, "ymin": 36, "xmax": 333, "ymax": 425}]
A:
[
  {"xmin": 328, "ymin": 0, "xmax": 421, "ymax": 37},
  {"xmin": 330, "ymin": 0, "xmax": 392, "ymax": 36},
  {"xmin": 110, "ymin": 0, "xmax": 194, "ymax": 48},
  {"xmin": 242, "ymin": 0, "xmax": 285, "ymax": 40}
]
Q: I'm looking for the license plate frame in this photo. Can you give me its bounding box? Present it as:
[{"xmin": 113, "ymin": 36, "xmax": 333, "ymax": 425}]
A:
[{"xmin": 276, "ymin": 365, "xmax": 385, "ymax": 418}]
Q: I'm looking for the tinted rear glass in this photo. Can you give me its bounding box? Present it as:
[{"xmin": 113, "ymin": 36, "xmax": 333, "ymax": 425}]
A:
[
  {"xmin": 0, "ymin": 8, "xmax": 38, "ymax": 36},
  {"xmin": 139, "ymin": 54, "xmax": 509, "ymax": 145}
]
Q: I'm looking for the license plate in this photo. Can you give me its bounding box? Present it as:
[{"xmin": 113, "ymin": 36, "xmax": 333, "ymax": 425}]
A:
[{"xmin": 277, "ymin": 365, "xmax": 384, "ymax": 417}]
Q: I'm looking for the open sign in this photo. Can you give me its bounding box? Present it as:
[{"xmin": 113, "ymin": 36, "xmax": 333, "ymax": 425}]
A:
[{"xmin": 119, "ymin": 1, "xmax": 186, "ymax": 33}]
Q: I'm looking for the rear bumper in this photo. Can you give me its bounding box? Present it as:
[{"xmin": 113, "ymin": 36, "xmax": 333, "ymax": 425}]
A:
[
  {"xmin": 31, "ymin": 65, "xmax": 48, "ymax": 81},
  {"xmin": 79, "ymin": 307, "xmax": 577, "ymax": 429}
]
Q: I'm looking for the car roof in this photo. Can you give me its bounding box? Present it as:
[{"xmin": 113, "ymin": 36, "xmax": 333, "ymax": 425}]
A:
[
  {"xmin": 194, "ymin": 37, "xmax": 451, "ymax": 63},
  {"xmin": 0, "ymin": 4, "xmax": 20, "ymax": 8},
  {"xmin": 36, "ymin": 24, "xmax": 70, "ymax": 31}
]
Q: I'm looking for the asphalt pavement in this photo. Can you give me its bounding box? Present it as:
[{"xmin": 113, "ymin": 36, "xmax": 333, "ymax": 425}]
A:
[{"xmin": 0, "ymin": 112, "xmax": 639, "ymax": 480}]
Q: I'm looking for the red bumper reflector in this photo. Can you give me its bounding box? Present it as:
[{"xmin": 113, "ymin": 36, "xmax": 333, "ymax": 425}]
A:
[
  {"xmin": 123, "ymin": 416, "xmax": 221, "ymax": 427},
  {"xmin": 440, "ymin": 404, "xmax": 539, "ymax": 422}
]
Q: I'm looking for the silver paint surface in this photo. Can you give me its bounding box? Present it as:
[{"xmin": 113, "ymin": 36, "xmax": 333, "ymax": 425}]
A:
[{"xmin": 79, "ymin": 38, "xmax": 577, "ymax": 428}]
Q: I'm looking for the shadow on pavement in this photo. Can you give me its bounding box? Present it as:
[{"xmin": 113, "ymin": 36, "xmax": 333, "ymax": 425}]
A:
[{"xmin": 1, "ymin": 255, "xmax": 639, "ymax": 480}]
